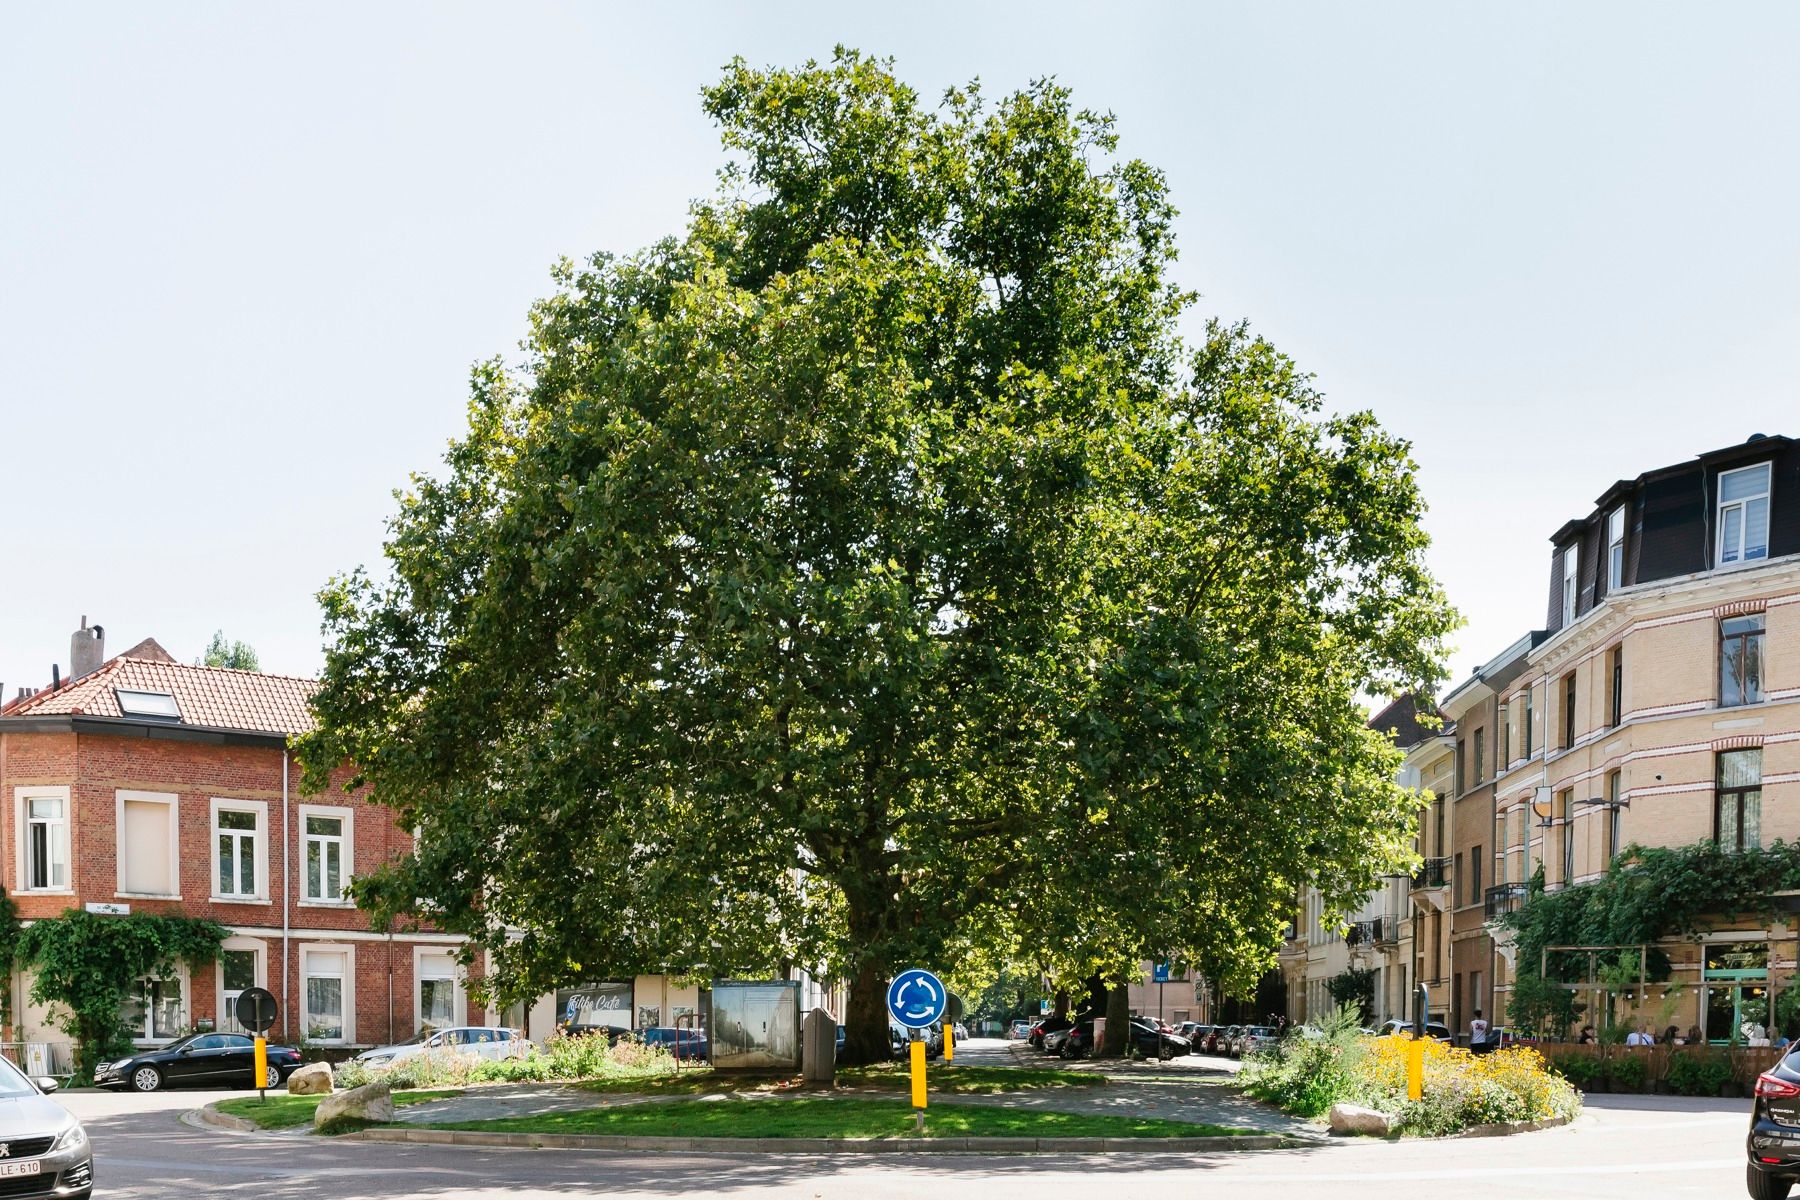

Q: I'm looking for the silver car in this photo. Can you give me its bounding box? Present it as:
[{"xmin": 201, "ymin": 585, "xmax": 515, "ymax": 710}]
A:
[
  {"xmin": 355, "ymin": 1025, "xmax": 527, "ymax": 1068},
  {"xmin": 0, "ymin": 1055, "xmax": 91, "ymax": 1198}
]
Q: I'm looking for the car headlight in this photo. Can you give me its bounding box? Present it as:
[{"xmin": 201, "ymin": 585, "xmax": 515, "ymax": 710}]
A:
[{"xmin": 51, "ymin": 1122, "xmax": 86, "ymax": 1153}]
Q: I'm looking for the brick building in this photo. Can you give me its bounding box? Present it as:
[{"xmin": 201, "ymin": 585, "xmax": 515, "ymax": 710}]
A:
[
  {"xmin": 0, "ymin": 626, "xmax": 479, "ymax": 1052},
  {"xmin": 1486, "ymin": 433, "xmax": 1800, "ymax": 1037}
]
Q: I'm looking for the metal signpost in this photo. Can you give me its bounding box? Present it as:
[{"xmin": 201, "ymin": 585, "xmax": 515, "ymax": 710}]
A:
[
  {"xmin": 1408, "ymin": 982, "xmax": 1429, "ymax": 1101},
  {"xmin": 888, "ymin": 969, "xmax": 948, "ymax": 1132},
  {"xmin": 234, "ymin": 986, "xmax": 280, "ymax": 1101}
]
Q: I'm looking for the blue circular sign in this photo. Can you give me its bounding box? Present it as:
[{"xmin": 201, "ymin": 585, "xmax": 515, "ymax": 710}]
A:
[{"xmin": 887, "ymin": 968, "xmax": 948, "ymax": 1028}]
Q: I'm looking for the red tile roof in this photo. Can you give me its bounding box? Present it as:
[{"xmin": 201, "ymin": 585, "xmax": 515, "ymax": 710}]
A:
[{"xmin": 3, "ymin": 652, "xmax": 318, "ymax": 735}]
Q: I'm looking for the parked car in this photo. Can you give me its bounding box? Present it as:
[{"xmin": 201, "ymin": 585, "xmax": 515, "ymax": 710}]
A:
[
  {"xmin": 636, "ymin": 1026, "xmax": 709, "ymax": 1061},
  {"xmin": 0, "ymin": 1055, "xmax": 90, "ymax": 1197},
  {"xmin": 1377, "ymin": 1019, "xmax": 1454, "ymax": 1042},
  {"xmin": 953, "ymin": 1022, "xmax": 970, "ymax": 1041},
  {"xmin": 1468, "ymin": 1027, "xmax": 1518, "ymax": 1056},
  {"xmin": 355, "ymin": 1026, "xmax": 528, "ymax": 1068},
  {"xmin": 1029, "ymin": 1015, "xmax": 1073, "ymax": 1050},
  {"xmin": 1009, "ymin": 1020, "xmax": 1033, "ymax": 1040},
  {"xmin": 889, "ymin": 1024, "xmax": 944, "ymax": 1060},
  {"xmin": 837, "ymin": 1024, "xmax": 848, "ymax": 1054},
  {"xmin": 1233, "ymin": 1025, "xmax": 1279, "ymax": 1058},
  {"xmin": 95, "ymin": 1032, "xmax": 303, "ymax": 1092},
  {"xmin": 1203, "ymin": 1025, "xmax": 1237, "ymax": 1054},
  {"xmin": 1750, "ymin": 1050, "xmax": 1800, "ymax": 1198},
  {"xmin": 1059, "ymin": 1017, "xmax": 1191, "ymax": 1061}
]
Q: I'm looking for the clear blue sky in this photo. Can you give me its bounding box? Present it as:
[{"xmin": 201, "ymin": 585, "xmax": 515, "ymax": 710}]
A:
[{"xmin": 4, "ymin": 2, "xmax": 1797, "ymax": 699}]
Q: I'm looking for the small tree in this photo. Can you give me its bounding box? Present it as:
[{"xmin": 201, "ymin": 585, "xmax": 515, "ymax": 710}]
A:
[
  {"xmin": 200, "ymin": 631, "xmax": 260, "ymax": 671},
  {"xmin": 1326, "ymin": 967, "xmax": 1378, "ymax": 1025}
]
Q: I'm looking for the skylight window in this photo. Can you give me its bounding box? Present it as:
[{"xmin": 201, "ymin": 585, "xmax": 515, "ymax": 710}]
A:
[{"xmin": 116, "ymin": 689, "xmax": 181, "ymax": 721}]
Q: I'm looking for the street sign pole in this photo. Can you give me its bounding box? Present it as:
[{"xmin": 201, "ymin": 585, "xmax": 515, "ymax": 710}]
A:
[
  {"xmin": 234, "ymin": 986, "xmax": 281, "ymax": 1103},
  {"xmin": 888, "ymin": 968, "xmax": 949, "ymax": 1134}
]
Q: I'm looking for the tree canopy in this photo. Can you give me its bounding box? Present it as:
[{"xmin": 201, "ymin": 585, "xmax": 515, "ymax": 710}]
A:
[
  {"xmin": 298, "ymin": 49, "xmax": 1455, "ymax": 1062},
  {"xmin": 201, "ymin": 631, "xmax": 260, "ymax": 671}
]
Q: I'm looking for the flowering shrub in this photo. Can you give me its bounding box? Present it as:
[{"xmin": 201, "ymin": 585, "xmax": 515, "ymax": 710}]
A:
[
  {"xmin": 333, "ymin": 1032, "xmax": 679, "ymax": 1090},
  {"xmin": 1242, "ymin": 1008, "xmax": 1581, "ymax": 1136}
]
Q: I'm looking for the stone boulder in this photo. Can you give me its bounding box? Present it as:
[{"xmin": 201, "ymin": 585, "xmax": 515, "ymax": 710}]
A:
[
  {"xmin": 285, "ymin": 1062, "xmax": 333, "ymax": 1096},
  {"xmin": 1328, "ymin": 1102, "xmax": 1394, "ymax": 1137},
  {"xmin": 313, "ymin": 1079, "xmax": 394, "ymax": 1128}
]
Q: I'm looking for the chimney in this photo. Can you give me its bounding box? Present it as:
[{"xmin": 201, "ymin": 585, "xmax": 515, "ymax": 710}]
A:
[{"xmin": 71, "ymin": 617, "xmax": 106, "ymax": 681}]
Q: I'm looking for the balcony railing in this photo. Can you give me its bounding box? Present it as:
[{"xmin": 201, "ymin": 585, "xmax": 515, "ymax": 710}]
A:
[
  {"xmin": 1411, "ymin": 857, "xmax": 1449, "ymax": 890},
  {"xmin": 1344, "ymin": 920, "xmax": 1376, "ymax": 947},
  {"xmin": 1484, "ymin": 883, "xmax": 1528, "ymax": 920}
]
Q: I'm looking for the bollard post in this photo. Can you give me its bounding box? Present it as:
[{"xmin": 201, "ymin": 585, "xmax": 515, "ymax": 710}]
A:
[
  {"xmin": 944, "ymin": 1019, "xmax": 954, "ymax": 1062},
  {"xmin": 254, "ymin": 1035, "xmax": 268, "ymax": 1098}
]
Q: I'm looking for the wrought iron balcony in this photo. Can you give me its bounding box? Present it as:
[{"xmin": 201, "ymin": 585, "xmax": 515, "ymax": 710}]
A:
[
  {"xmin": 1344, "ymin": 920, "xmax": 1376, "ymax": 947},
  {"xmin": 1410, "ymin": 857, "xmax": 1449, "ymax": 891},
  {"xmin": 1484, "ymin": 883, "xmax": 1528, "ymax": 920}
]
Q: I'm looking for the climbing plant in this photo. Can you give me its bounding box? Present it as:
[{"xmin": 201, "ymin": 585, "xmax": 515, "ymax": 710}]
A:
[
  {"xmin": 0, "ymin": 890, "xmax": 19, "ymax": 1035},
  {"xmin": 1501, "ymin": 841, "xmax": 1800, "ymax": 1035},
  {"xmin": 15, "ymin": 910, "xmax": 227, "ymax": 1081}
]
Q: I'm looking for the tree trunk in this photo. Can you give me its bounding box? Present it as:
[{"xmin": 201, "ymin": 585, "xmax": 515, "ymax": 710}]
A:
[
  {"xmin": 1102, "ymin": 978, "xmax": 1130, "ymax": 1057},
  {"xmin": 839, "ymin": 892, "xmax": 894, "ymax": 1066},
  {"xmin": 1052, "ymin": 990, "xmax": 1069, "ymax": 1021}
]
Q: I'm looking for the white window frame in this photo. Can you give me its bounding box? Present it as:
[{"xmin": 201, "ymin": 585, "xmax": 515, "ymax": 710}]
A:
[
  {"xmin": 298, "ymin": 803, "xmax": 355, "ymax": 906},
  {"xmin": 122, "ymin": 966, "xmax": 189, "ymax": 1046},
  {"xmin": 217, "ymin": 937, "xmax": 267, "ymax": 1035},
  {"xmin": 1717, "ymin": 462, "xmax": 1772, "ymax": 566},
  {"xmin": 115, "ymin": 789, "xmax": 181, "ymax": 900},
  {"xmin": 209, "ymin": 798, "xmax": 268, "ymax": 903},
  {"xmin": 413, "ymin": 945, "xmax": 466, "ymax": 1033},
  {"xmin": 1607, "ymin": 505, "xmax": 1626, "ymax": 591},
  {"xmin": 15, "ymin": 785, "xmax": 72, "ymax": 895},
  {"xmin": 1561, "ymin": 544, "xmax": 1577, "ymax": 626},
  {"xmin": 300, "ymin": 943, "xmax": 355, "ymax": 1046}
]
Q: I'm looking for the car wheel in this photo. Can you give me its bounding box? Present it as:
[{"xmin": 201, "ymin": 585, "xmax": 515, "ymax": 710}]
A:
[
  {"xmin": 1749, "ymin": 1164, "xmax": 1794, "ymax": 1200},
  {"xmin": 131, "ymin": 1065, "xmax": 163, "ymax": 1093},
  {"xmin": 1159, "ymin": 1042, "xmax": 1175, "ymax": 1061}
]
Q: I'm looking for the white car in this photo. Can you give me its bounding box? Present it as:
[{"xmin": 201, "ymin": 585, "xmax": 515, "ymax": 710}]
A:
[{"xmin": 355, "ymin": 1025, "xmax": 528, "ymax": 1067}]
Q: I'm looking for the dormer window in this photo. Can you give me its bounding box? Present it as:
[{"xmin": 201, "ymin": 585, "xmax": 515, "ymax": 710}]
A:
[
  {"xmin": 1607, "ymin": 506, "xmax": 1626, "ymax": 590},
  {"xmin": 1717, "ymin": 462, "xmax": 1771, "ymax": 565},
  {"xmin": 1561, "ymin": 544, "xmax": 1578, "ymax": 626},
  {"xmin": 116, "ymin": 689, "xmax": 180, "ymax": 721}
]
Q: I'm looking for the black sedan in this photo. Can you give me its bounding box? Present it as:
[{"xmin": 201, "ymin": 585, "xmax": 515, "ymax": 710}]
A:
[
  {"xmin": 94, "ymin": 1032, "xmax": 303, "ymax": 1092},
  {"xmin": 1749, "ymin": 1055, "xmax": 1800, "ymax": 1198},
  {"xmin": 1060, "ymin": 1016, "xmax": 1191, "ymax": 1061}
]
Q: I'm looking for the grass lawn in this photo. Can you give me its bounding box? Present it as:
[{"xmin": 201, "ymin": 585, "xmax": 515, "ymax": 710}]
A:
[
  {"xmin": 419, "ymin": 1097, "xmax": 1250, "ymax": 1140},
  {"xmin": 575, "ymin": 1063, "xmax": 1104, "ymax": 1098},
  {"xmin": 214, "ymin": 1089, "xmax": 463, "ymax": 1130}
]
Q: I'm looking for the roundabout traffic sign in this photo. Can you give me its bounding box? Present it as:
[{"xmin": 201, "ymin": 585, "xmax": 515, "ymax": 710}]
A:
[{"xmin": 887, "ymin": 968, "xmax": 948, "ymax": 1029}]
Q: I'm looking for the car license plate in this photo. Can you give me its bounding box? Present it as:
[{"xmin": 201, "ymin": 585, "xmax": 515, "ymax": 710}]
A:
[{"xmin": 0, "ymin": 1161, "xmax": 40, "ymax": 1178}]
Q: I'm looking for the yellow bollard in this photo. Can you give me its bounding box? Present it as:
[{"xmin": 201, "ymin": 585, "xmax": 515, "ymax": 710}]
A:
[
  {"xmin": 910, "ymin": 1037, "xmax": 927, "ymax": 1109},
  {"xmin": 255, "ymin": 1036, "xmax": 269, "ymax": 1091},
  {"xmin": 1406, "ymin": 1039, "xmax": 1424, "ymax": 1101},
  {"xmin": 944, "ymin": 1019, "xmax": 954, "ymax": 1061}
]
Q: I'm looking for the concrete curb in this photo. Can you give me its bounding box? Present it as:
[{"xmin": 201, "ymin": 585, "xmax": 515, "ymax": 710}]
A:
[
  {"xmin": 196, "ymin": 1103, "xmax": 262, "ymax": 1133},
  {"xmin": 341, "ymin": 1127, "xmax": 1304, "ymax": 1154},
  {"xmin": 1454, "ymin": 1112, "xmax": 1579, "ymax": 1139}
]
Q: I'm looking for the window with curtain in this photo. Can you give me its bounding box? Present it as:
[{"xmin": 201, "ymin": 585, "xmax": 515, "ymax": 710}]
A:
[
  {"xmin": 1717, "ymin": 463, "xmax": 1771, "ymax": 565},
  {"xmin": 1717, "ymin": 749, "xmax": 1762, "ymax": 852}
]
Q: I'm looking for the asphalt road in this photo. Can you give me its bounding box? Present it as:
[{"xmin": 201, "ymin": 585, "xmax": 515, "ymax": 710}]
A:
[{"xmin": 58, "ymin": 1069, "xmax": 1752, "ymax": 1199}]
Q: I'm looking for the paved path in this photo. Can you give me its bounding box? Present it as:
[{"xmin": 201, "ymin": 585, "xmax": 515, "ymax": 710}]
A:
[{"xmin": 49, "ymin": 1086, "xmax": 1753, "ymax": 1198}]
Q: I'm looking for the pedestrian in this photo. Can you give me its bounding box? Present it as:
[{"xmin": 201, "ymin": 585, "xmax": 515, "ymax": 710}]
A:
[
  {"xmin": 1625, "ymin": 1024, "xmax": 1652, "ymax": 1046},
  {"xmin": 1662, "ymin": 1024, "xmax": 1680, "ymax": 1045},
  {"xmin": 1577, "ymin": 1025, "xmax": 1597, "ymax": 1045},
  {"xmin": 1469, "ymin": 1009, "xmax": 1489, "ymax": 1046},
  {"xmin": 1686, "ymin": 1024, "xmax": 1705, "ymax": 1045}
]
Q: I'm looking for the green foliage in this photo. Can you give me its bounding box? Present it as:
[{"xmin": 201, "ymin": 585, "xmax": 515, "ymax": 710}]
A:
[
  {"xmin": 15, "ymin": 910, "xmax": 227, "ymax": 1081},
  {"xmin": 1549, "ymin": 1054, "xmax": 1602, "ymax": 1088},
  {"xmin": 1326, "ymin": 967, "xmax": 1378, "ymax": 1025},
  {"xmin": 0, "ymin": 891, "xmax": 19, "ymax": 1032},
  {"xmin": 200, "ymin": 631, "xmax": 260, "ymax": 671},
  {"xmin": 298, "ymin": 49, "xmax": 1454, "ymax": 1063},
  {"xmin": 1606, "ymin": 1052, "xmax": 1647, "ymax": 1091},
  {"xmin": 1665, "ymin": 1049, "xmax": 1733, "ymax": 1097},
  {"xmin": 1239, "ymin": 1002, "xmax": 1365, "ymax": 1117},
  {"xmin": 333, "ymin": 1032, "xmax": 677, "ymax": 1091},
  {"xmin": 1501, "ymin": 840, "xmax": 1800, "ymax": 1034}
]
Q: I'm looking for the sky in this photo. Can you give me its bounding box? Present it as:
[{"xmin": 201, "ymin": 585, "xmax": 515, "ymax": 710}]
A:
[{"xmin": 3, "ymin": 2, "xmax": 1798, "ymax": 700}]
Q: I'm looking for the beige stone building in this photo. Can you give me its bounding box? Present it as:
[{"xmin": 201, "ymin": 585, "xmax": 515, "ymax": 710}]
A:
[{"xmin": 1489, "ymin": 434, "xmax": 1800, "ymax": 1039}]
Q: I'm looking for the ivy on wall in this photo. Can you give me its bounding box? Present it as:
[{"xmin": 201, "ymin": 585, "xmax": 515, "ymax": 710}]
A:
[
  {"xmin": 0, "ymin": 890, "xmax": 19, "ymax": 1036},
  {"xmin": 1501, "ymin": 841, "xmax": 1800, "ymax": 1036},
  {"xmin": 15, "ymin": 909, "xmax": 227, "ymax": 1081}
]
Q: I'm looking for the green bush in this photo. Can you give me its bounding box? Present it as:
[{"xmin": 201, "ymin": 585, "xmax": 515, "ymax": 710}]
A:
[
  {"xmin": 1239, "ymin": 1003, "xmax": 1364, "ymax": 1118},
  {"xmin": 1549, "ymin": 1054, "xmax": 1601, "ymax": 1088},
  {"xmin": 1665, "ymin": 1051, "xmax": 1732, "ymax": 1097},
  {"xmin": 1606, "ymin": 1053, "xmax": 1647, "ymax": 1092},
  {"xmin": 333, "ymin": 1032, "xmax": 679, "ymax": 1091}
]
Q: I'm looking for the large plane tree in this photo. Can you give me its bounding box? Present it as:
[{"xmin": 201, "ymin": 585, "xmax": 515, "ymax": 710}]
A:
[{"xmin": 299, "ymin": 50, "xmax": 1454, "ymax": 1064}]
